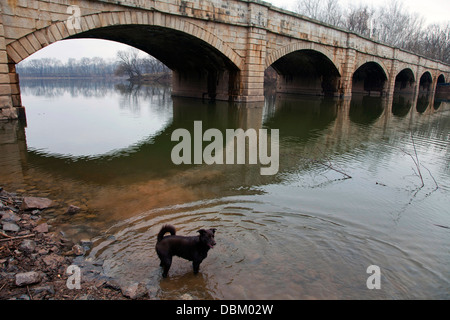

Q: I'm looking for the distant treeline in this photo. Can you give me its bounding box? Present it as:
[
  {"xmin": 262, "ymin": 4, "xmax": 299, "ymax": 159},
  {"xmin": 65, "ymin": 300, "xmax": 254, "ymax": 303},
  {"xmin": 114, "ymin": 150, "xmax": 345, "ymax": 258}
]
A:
[
  {"xmin": 17, "ymin": 57, "xmax": 119, "ymax": 78},
  {"xmin": 17, "ymin": 50, "xmax": 170, "ymax": 79}
]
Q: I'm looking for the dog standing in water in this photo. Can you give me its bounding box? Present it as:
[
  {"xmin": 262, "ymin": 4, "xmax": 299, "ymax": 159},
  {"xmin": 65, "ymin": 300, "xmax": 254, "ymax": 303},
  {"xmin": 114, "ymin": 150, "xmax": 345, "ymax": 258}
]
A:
[{"xmin": 155, "ymin": 225, "xmax": 217, "ymax": 278}]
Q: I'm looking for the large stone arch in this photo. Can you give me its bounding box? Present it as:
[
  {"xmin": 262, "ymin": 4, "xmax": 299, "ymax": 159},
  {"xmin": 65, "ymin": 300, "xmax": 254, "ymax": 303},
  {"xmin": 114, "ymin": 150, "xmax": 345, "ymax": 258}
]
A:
[
  {"xmin": 353, "ymin": 57, "xmax": 390, "ymax": 81},
  {"xmin": 265, "ymin": 42, "xmax": 342, "ymax": 96},
  {"xmin": 418, "ymin": 71, "xmax": 433, "ymax": 95},
  {"xmin": 393, "ymin": 67, "xmax": 416, "ymax": 95},
  {"xmin": 352, "ymin": 60, "xmax": 389, "ymax": 96},
  {"xmin": 6, "ymin": 11, "xmax": 244, "ymax": 69},
  {"xmin": 6, "ymin": 11, "xmax": 245, "ymax": 102},
  {"xmin": 265, "ymin": 41, "xmax": 342, "ymax": 74}
]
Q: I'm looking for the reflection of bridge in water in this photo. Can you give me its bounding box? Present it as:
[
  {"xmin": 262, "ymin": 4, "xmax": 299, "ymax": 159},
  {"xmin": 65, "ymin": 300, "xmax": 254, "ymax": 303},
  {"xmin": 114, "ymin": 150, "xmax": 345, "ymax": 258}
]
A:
[{"xmin": 1, "ymin": 90, "xmax": 447, "ymax": 189}]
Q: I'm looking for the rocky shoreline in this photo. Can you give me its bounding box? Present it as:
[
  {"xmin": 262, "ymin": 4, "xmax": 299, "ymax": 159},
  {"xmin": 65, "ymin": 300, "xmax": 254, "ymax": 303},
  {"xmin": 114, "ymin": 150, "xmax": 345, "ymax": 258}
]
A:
[{"xmin": 0, "ymin": 187, "xmax": 132, "ymax": 300}]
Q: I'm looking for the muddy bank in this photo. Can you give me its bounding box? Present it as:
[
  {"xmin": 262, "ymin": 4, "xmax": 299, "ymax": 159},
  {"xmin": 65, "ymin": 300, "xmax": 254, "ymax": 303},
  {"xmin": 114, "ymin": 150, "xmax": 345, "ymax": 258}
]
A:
[{"xmin": 0, "ymin": 187, "xmax": 145, "ymax": 300}]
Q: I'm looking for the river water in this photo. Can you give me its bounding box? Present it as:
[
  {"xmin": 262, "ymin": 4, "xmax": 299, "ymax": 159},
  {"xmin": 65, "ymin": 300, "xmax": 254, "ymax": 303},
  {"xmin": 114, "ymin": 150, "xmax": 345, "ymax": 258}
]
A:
[{"xmin": 1, "ymin": 78, "xmax": 449, "ymax": 299}]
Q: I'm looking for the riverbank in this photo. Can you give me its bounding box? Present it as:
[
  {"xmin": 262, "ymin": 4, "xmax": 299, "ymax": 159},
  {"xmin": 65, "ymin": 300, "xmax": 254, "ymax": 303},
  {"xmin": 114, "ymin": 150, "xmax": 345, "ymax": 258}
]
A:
[{"xmin": 0, "ymin": 188, "xmax": 129, "ymax": 300}]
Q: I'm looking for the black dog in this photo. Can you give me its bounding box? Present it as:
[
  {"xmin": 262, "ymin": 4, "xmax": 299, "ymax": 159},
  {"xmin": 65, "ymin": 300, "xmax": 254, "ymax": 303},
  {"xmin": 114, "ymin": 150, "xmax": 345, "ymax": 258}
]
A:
[{"xmin": 155, "ymin": 224, "xmax": 216, "ymax": 278}]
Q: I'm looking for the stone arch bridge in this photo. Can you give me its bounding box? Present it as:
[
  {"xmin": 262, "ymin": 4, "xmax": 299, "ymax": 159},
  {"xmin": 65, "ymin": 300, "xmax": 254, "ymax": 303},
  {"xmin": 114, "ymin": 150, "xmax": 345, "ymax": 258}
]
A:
[{"xmin": 1, "ymin": 0, "xmax": 449, "ymax": 120}]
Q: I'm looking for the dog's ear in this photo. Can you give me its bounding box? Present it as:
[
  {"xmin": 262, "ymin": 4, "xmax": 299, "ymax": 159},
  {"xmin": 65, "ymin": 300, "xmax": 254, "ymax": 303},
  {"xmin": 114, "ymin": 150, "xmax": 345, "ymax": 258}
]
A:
[
  {"xmin": 197, "ymin": 229, "xmax": 206, "ymax": 235},
  {"xmin": 210, "ymin": 228, "xmax": 217, "ymax": 234}
]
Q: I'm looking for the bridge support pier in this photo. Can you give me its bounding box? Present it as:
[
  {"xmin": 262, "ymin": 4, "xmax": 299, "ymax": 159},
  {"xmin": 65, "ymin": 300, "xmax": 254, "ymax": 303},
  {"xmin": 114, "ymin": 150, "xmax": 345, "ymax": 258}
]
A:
[
  {"xmin": 0, "ymin": 21, "xmax": 23, "ymax": 121},
  {"xmin": 239, "ymin": 27, "xmax": 266, "ymax": 102},
  {"xmin": 171, "ymin": 70, "xmax": 234, "ymax": 101},
  {"xmin": 339, "ymin": 48, "xmax": 356, "ymax": 99}
]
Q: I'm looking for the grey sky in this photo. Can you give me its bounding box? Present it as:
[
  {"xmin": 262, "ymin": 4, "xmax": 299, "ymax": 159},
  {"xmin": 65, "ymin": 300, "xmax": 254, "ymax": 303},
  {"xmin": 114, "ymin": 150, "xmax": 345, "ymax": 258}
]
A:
[{"xmin": 25, "ymin": 0, "xmax": 449, "ymax": 63}]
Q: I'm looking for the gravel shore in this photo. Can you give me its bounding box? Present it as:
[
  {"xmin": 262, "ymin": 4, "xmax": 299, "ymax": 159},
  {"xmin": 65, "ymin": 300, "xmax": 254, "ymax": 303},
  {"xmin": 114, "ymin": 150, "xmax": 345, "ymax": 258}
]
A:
[{"xmin": 0, "ymin": 187, "xmax": 128, "ymax": 300}]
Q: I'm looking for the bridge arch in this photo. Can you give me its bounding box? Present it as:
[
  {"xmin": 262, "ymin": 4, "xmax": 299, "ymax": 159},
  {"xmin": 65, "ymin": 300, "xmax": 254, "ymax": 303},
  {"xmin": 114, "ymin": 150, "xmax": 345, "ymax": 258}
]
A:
[
  {"xmin": 393, "ymin": 68, "xmax": 415, "ymax": 95},
  {"xmin": 418, "ymin": 71, "xmax": 433, "ymax": 95},
  {"xmin": 265, "ymin": 43, "xmax": 341, "ymax": 96},
  {"xmin": 352, "ymin": 61, "xmax": 388, "ymax": 96},
  {"xmin": 6, "ymin": 12, "xmax": 244, "ymax": 101}
]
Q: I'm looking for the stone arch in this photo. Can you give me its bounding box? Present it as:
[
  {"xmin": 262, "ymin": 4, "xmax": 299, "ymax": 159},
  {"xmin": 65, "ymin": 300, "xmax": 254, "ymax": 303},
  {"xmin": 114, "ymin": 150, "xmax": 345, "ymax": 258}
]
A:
[
  {"xmin": 393, "ymin": 68, "xmax": 416, "ymax": 95},
  {"xmin": 418, "ymin": 71, "xmax": 433, "ymax": 95},
  {"xmin": 352, "ymin": 61, "xmax": 388, "ymax": 95},
  {"xmin": 6, "ymin": 12, "xmax": 244, "ymax": 69},
  {"xmin": 353, "ymin": 58, "xmax": 390, "ymax": 82},
  {"xmin": 265, "ymin": 41, "xmax": 342, "ymax": 73},
  {"xmin": 265, "ymin": 42, "xmax": 342, "ymax": 96},
  {"xmin": 6, "ymin": 11, "xmax": 245, "ymax": 101}
]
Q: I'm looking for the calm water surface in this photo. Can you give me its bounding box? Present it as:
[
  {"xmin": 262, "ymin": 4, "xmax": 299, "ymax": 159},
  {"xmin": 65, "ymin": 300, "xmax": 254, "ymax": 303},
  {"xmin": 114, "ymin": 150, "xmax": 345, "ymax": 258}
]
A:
[{"xmin": 1, "ymin": 79, "xmax": 449, "ymax": 299}]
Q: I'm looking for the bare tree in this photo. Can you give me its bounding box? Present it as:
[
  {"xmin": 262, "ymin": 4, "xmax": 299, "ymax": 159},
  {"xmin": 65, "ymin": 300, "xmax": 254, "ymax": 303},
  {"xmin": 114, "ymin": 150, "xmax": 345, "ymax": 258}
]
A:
[
  {"xmin": 345, "ymin": 4, "xmax": 374, "ymax": 37},
  {"xmin": 115, "ymin": 48, "xmax": 144, "ymax": 80},
  {"xmin": 419, "ymin": 23, "xmax": 450, "ymax": 63},
  {"xmin": 292, "ymin": 0, "xmax": 449, "ymax": 64},
  {"xmin": 295, "ymin": 0, "xmax": 344, "ymax": 26},
  {"xmin": 374, "ymin": 0, "xmax": 424, "ymax": 48},
  {"xmin": 295, "ymin": 0, "xmax": 321, "ymax": 20}
]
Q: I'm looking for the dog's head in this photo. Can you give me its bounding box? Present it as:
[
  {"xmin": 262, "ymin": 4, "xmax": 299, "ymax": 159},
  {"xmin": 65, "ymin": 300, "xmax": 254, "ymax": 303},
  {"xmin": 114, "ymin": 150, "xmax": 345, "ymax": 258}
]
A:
[{"xmin": 198, "ymin": 228, "xmax": 217, "ymax": 249}]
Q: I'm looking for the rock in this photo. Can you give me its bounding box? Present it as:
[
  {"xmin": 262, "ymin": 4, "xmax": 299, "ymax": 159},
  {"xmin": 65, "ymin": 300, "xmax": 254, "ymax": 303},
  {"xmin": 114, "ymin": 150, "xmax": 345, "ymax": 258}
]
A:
[
  {"xmin": 15, "ymin": 271, "xmax": 42, "ymax": 286},
  {"xmin": 34, "ymin": 223, "xmax": 49, "ymax": 233},
  {"xmin": 121, "ymin": 282, "xmax": 147, "ymax": 300},
  {"xmin": 105, "ymin": 279, "xmax": 121, "ymax": 291},
  {"xmin": 180, "ymin": 293, "xmax": 194, "ymax": 300},
  {"xmin": 147, "ymin": 286, "xmax": 159, "ymax": 299},
  {"xmin": 79, "ymin": 239, "xmax": 93, "ymax": 249},
  {"xmin": 2, "ymin": 222, "xmax": 20, "ymax": 232},
  {"xmin": 1, "ymin": 211, "xmax": 21, "ymax": 223},
  {"xmin": 77, "ymin": 294, "xmax": 96, "ymax": 300},
  {"xmin": 38, "ymin": 248, "xmax": 49, "ymax": 255},
  {"xmin": 21, "ymin": 197, "xmax": 53, "ymax": 210},
  {"xmin": 65, "ymin": 205, "xmax": 81, "ymax": 215},
  {"xmin": 43, "ymin": 253, "xmax": 65, "ymax": 269},
  {"xmin": 72, "ymin": 244, "xmax": 85, "ymax": 256},
  {"xmin": 19, "ymin": 239, "xmax": 36, "ymax": 253},
  {"xmin": 32, "ymin": 284, "xmax": 55, "ymax": 295}
]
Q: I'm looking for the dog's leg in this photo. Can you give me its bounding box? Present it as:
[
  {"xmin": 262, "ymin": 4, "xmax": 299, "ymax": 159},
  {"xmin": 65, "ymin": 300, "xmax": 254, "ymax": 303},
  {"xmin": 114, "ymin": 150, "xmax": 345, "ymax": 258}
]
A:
[
  {"xmin": 162, "ymin": 256, "xmax": 172, "ymax": 278},
  {"xmin": 193, "ymin": 261, "xmax": 201, "ymax": 274},
  {"xmin": 157, "ymin": 252, "xmax": 164, "ymax": 267}
]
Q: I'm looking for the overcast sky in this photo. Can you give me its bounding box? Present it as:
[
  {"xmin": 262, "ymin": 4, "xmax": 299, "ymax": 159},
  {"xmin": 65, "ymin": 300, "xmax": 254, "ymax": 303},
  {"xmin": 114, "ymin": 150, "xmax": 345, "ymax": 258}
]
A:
[{"xmin": 25, "ymin": 0, "xmax": 449, "ymax": 63}]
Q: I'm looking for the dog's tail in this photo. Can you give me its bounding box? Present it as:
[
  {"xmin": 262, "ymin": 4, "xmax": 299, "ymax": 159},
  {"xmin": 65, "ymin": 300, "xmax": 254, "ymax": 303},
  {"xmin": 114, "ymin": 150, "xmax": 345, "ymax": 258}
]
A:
[{"xmin": 157, "ymin": 224, "xmax": 176, "ymax": 243}]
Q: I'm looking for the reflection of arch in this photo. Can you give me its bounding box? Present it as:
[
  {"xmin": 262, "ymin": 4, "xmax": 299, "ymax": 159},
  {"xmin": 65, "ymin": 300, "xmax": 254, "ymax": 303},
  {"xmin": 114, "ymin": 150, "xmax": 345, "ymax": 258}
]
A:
[
  {"xmin": 433, "ymin": 100, "xmax": 442, "ymax": 110},
  {"xmin": 7, "ymin": 12, "xmax": 243, "ymax": 68},
  {"xmin": 394, "ymin": 68, "xmax": 415, "ymax": 95},
  {"xmin": 349, "ymin": 95, "xmax": 384, "ymax": 125},
  {"xmin": 392, "ymin": 94, "xmax": 412, "ymax": 117},
  {"xmin": 416, "ymin": 94, "xmax": 430, "ymax": 113},
  {"xmin": 434, "ymin": 74, "xmax": 446, "ymax": 107},
  {"xmin": 263, "ymin": 96, "xmax": 338, "ymax": 138},
  {"xmin": 352, "ymin": 62, "xmax": 388, "ymax": 95},
  {"xmin": 267, "ymin": 46, "xmax": 341, "ymax": 96}
]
